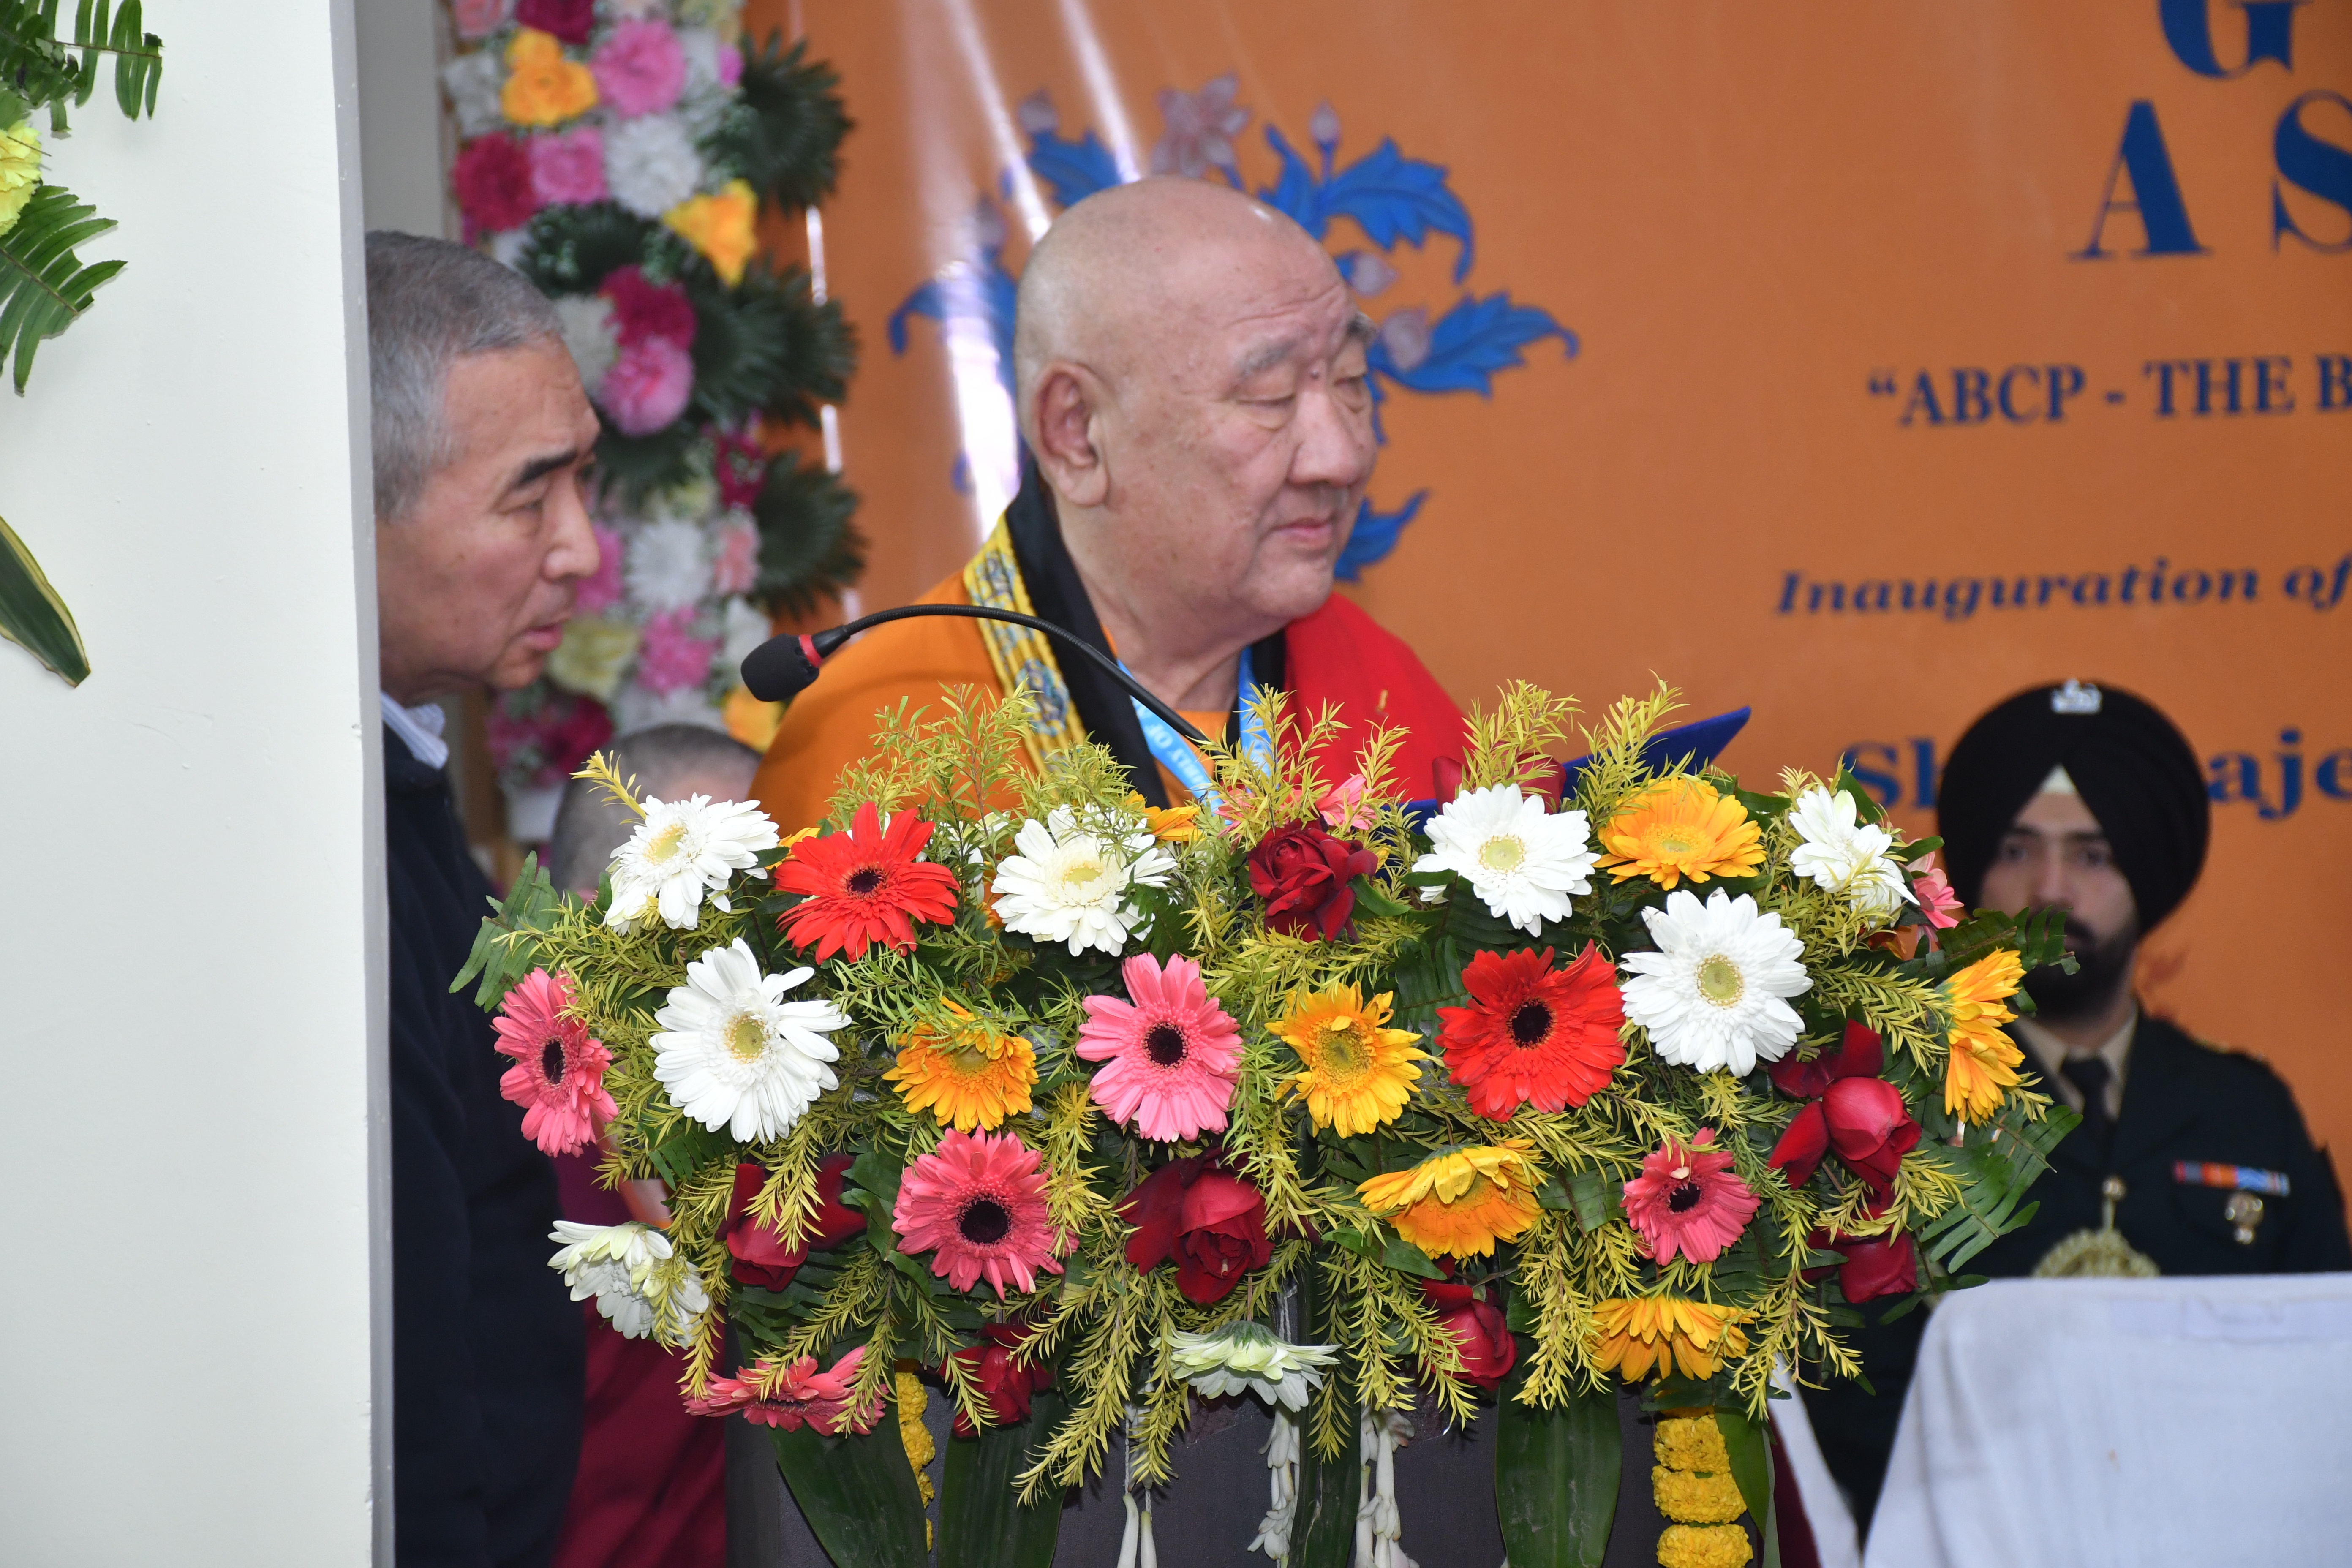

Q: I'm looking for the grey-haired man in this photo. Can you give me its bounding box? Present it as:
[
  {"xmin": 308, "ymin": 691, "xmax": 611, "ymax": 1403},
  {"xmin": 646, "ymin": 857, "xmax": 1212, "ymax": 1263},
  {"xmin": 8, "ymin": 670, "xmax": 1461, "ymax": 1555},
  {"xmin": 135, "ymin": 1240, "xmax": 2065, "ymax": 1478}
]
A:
[{"xmin": 368, "ymin": 229, "xmax": 598, "ymax": 1568}]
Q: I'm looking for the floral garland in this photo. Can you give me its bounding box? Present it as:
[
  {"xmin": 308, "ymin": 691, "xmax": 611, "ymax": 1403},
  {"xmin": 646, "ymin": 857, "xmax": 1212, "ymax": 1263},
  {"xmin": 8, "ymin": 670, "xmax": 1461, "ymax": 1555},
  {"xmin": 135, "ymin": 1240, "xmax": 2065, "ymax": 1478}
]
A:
[
  {"xmin": 455, "ymin": 682, "xmax": 2069, "ymax": 1565},
  {"xmin": 438, "ymin": 0, "xmax": 862, "ymax": 814}
]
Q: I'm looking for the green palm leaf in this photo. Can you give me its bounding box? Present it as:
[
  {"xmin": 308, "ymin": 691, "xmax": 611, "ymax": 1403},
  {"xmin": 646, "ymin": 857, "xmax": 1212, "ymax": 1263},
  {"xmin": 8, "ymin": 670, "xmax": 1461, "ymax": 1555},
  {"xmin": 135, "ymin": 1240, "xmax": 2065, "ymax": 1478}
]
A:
[
  {"xmin": 0, "ymin": 509, "xmax": 87, "ymax": 683},
  {"xmin": 0, "ymin": 180, "xmax": 122, "ymax": 392}
]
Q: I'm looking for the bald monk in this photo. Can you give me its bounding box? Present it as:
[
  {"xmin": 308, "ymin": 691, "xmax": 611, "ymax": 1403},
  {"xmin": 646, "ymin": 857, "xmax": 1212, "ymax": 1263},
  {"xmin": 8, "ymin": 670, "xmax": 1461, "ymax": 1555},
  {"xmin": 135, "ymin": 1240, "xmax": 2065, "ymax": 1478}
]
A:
[
  {"xmin": 738, "ymin": 181, "xmax": 1497, "ymax": 1565},
  {"xmin": 748, "ymin": 177, "xmax": 1467, "ymax": 831}
]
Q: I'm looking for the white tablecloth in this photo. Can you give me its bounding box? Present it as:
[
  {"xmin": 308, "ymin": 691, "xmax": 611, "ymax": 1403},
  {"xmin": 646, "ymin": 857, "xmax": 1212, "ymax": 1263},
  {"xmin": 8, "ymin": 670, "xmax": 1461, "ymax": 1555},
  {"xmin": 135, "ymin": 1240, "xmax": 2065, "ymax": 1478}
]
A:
[{"xmin": 1863, "ymin": 1274, "xmax": 2352, "ymax": 1568}]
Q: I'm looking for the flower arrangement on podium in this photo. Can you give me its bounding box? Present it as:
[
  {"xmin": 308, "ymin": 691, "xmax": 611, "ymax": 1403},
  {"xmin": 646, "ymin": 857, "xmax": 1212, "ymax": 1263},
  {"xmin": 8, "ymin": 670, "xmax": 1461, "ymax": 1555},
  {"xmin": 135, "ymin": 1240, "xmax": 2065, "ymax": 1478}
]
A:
[
  {"xmin": 436, "ymin": 0, "xmax": 866, "ymax": 825},
  {"xmin": 454, "ymin": 681, "xmax": 2070, "ymax": 1568}
]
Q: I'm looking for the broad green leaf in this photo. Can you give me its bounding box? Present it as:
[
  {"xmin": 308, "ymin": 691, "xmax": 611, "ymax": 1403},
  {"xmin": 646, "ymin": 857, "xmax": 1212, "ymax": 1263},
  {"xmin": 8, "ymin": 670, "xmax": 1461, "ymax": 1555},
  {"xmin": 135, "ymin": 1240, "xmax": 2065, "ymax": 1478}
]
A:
[
  {"xmin": 1495, "ymin": 1364, "xmax": 1617, "ymax": 1568},
  {"xmin": 449, "ymin": 851, "xmax": 561, "ymax": 1006},
  {"xmin": 1712, "ymin": 1404, "xmax": 1771, "ymax": 1530},
  {"xmin": 769, "ymin": 1417, "xmax": 929, "ymax": 1568},
  {"xmin": 939, "ymin": 1390, "xmax": 1066, "ymax": 1568},
  {"xmin": 1290, "ymin": 1262, "xmax": 1362, "ymax": 1568},
  {"xmin": 0, "ymin": 509, "xmax": 86, "ymax": 682}
]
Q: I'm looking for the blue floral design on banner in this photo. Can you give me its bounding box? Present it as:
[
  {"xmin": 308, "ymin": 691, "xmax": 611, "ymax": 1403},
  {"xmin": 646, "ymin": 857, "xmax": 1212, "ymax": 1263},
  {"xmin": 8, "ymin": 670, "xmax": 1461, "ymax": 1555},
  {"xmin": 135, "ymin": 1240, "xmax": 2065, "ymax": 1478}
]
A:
[{"xmin": 891, "ymin": 76, "xmax": 1577, "ymax": 580}]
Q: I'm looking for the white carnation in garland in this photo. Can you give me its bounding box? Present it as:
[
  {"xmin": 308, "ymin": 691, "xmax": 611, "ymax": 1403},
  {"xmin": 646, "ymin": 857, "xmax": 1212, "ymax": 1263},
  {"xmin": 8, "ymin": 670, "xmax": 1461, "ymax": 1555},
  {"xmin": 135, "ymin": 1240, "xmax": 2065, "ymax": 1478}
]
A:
[
  {"xmin": 626, "ymin": 516, "xmax": 712, "ymax": 614},
  {"xmin": 1410, "ymin": 783, "xmax": 1599, "ymax": 936},
  {"xmin": 1169, "ymin": 1322, "xmax": 1338, "ymax": 1412},
  {"xmin": 1786, "ymin": 784, "xmax": 1914, "ymax": 922},
  {"xmin": 547, "ymin": 1220, "xmax": 710, "ymax": 1345},
  {"xmin": 721, "ymin": 596, "xmax": 771, "ymax": 678},
  {"xmin": 604, "ymin": 114, "xmax": 704, "ymax": 218},
  {"xmin": 1620, "ymin": 887, "xmax": 1811, "ymax": 1076},
  {"xmin": 605, "ymin": 792, "xmax": 779, "ymax": 934},
  {"xmin": 651, "ymin": 938, "xmax": 847, "ymax": 1142},
  {"xmin": 614, "ymin": 685, "xmax": 722, "ymax": 735},
  {"xmin": 441, "ymin": 51, "xmax": 505, "ymax": 138},
  {"xmin": 553, "ymin": 294, "xmax": 620, "ymax": 396},
  {"xmin": 990, "ymin": 805, "xmax": 1175, "ymax": 957}
]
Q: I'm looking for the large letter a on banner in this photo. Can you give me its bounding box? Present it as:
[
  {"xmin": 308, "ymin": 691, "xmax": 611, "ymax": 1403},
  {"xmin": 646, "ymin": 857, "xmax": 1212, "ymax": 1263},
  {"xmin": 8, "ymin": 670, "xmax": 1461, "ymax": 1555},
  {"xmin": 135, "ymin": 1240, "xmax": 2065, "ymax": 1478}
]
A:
[{"xmin": 2075, "ymin": 100, "xmax": 2208, "ymax": 258}]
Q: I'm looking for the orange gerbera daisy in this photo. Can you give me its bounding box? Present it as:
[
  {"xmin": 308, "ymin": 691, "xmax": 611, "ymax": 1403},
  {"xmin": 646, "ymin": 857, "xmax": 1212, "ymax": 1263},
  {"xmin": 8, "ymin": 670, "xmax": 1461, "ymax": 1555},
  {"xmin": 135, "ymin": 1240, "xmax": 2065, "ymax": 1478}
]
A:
[
  {"xmin": 776, "ymin": 802, "xmax": 961, "ymax": 961},
  {"xmin": 1271, "ymin": 983, "xmax": 1426, "ymax": 1136},
  {"xmin": 1357, "ymin": 1141, "xmax": 1544, "ymax": 1258},
  {"xmin": 1593, "ymin": 778, "xmax": 1765, "ymax": 890},
  {"xmin": 1589, "ymin": 1296, "xmax": 1751, "ymax": 1381},
  {"xmin": 1943, "ymin": 948, "xmax": 2025, "ymax": 1120},
  {"xmin": 885, "ymin": 1002, "xmax": 1037, "ymax": 1132}
]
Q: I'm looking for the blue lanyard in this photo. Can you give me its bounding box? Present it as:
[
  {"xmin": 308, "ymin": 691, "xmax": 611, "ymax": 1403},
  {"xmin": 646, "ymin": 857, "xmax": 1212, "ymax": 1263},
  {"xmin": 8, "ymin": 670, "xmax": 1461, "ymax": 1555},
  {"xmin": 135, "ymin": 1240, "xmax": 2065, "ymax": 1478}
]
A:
[{"xmin": 1122, "ymin": 646, "xmax": 1274, "ymax": 811}]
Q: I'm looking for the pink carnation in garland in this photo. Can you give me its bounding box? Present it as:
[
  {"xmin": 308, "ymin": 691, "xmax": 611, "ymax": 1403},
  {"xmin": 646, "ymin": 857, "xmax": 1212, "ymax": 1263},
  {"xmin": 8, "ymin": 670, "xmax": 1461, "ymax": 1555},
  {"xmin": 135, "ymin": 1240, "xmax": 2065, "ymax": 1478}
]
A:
[
  {"xmin": 597, "ymin": 335, "xmax": 695, "ymax": 435},
  {"xmin": 450, "ymin": 133, "xmax": 539, "ymax": 237},
  {"xmin": 710, "ymin": 517, "xmax": 760, "ymax": 596},
  {"xmin": 634, "ymin": 607, "xmax": 716, "ymax": 694},
  {"xmin": 685, "ymin": 1346, "xmax": 879, "ymax": 1433},
  {"xmin": 514, "ymin": 0, "xmax": 594, "ymax": 46},
  {"xmin": 486, "ymin": 687, "xmax": 613, "ymax": 791},
  {"xmin": 528, "ymin": 126, "xmax": 607, "ymax": 207},
  {"xmin": 490, "ymin": 969, "xmax": 617, "ymax": 1155},
  {"xmin": 599, "ymin": 264, "xmax": 696, "ymax": 349},
  {"xmin": 575, "ymin": 523, "xmax": 624, "ymax": 615},
  {"xmin": 1076, "ymin": 952, "xmax": 1244, "ymax": 1142},
  {"xmin": 449, "ymin": 0, "xmax": 510, "ymax": 41},
  {"xmin": 893, "ymin": 1129, "xmax": 1065, "ymax": 1298},
  {"xmin": 713, "ymin": 426, "xmax": 767, "ymax": 510},
  {"xmin": 716, "ymin": 41, "xmax": 744, "ymax": 87},
  {"xmin": 1621, "ymin": 1127, "xmax": 1760, "ymax": 1266},
  {"xmin": 592, "ymin": 19, "xmax": 688, "ymax": 118}
]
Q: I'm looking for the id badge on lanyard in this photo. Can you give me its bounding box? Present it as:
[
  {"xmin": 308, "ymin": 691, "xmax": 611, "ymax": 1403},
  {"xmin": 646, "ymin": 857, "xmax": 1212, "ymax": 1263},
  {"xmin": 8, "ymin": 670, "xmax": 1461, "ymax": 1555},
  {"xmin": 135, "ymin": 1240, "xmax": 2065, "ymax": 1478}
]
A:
[{"xmin": 1122, "ymin": 646, "xmax": 1275, "ymax": 813}]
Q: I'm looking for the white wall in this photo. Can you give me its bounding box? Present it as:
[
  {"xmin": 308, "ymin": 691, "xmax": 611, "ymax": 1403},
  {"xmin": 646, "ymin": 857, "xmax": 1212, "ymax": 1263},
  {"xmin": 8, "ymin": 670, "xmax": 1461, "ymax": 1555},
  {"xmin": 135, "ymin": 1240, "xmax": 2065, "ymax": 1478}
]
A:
[
  {"xmin": 357, "ymin": 0, "xmax": 450, "ymax": 238},
  {"xmin": 0, "ymin": 3, "xmax": 383, "ymax": 1565}
]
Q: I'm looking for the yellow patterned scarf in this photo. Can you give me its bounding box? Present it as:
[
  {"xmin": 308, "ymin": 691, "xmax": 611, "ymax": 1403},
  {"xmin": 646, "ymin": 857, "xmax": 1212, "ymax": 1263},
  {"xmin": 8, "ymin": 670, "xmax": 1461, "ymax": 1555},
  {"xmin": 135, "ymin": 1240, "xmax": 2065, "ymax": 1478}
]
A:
[{"xmin": 959, "ymin": 519, "xmax": 1087, "ymax": 769}]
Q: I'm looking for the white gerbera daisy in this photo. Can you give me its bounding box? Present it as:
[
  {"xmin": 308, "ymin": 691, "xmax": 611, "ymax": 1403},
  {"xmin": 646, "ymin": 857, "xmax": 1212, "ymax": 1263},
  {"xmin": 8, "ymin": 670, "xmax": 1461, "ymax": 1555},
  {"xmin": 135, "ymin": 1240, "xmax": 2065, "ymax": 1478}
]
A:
[
  {"xmin": 1411, "ymin": 783, "xmax": 1599, "ymax": 936},
  {"xmin": 626, "ymin": 516, "xmax": 712, "ymax": 615},
  {"xmin": 547, "ymin": 1220, "xmax": 710, "ymax": 1345},
  {"xmin": 1786, "ymin": 785, "xmax": 1914, "ymax": 923},
  {"xmin": 651, "ymin": 938, "xmax": 846, "ymax": 1141},
  {"xmin": 604, "ymin": 793, "xmax": 779, "ymax": 933},
  {"xmin": 604, "ymin": 114, "xmax": 704, "ymax": 218},
  {"xmin": 989, "ymin": 805, "xmax": 1175, "ymax": 956},
  {"xmin": 1170, "ymin": 1323, "xmax": 1339, "ymax": 1412},
  {"xmin": 1620, "ymin": 888, "xmax": 1811, "ymax": 1076},
  {"xmin": 553, "ymin": 294, "xmax": 619, "ymax": 397}
]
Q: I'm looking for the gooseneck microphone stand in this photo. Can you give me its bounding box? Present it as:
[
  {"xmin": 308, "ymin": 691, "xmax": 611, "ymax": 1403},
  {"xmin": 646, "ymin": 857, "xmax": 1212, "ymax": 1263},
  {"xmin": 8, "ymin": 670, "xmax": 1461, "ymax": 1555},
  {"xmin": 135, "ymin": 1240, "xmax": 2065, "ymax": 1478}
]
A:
[{"xmin": 739, "ymin": 604, "xmax": 1213, "ymax": 746}]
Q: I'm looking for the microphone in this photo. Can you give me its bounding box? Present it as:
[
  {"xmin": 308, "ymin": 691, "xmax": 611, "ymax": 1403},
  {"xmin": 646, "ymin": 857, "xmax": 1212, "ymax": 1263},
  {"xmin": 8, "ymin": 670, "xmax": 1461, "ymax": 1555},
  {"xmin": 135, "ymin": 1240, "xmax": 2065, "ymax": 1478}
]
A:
[{"xmin": 740, "ymin": 604, "xmax": 1212, "ymax": 745}]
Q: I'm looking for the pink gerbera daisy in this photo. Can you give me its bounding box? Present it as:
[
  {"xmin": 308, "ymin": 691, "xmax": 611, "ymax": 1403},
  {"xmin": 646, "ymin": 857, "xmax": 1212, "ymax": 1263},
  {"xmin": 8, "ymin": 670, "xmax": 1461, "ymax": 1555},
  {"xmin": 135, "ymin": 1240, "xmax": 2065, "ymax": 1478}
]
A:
[
  {"xmin": 1075, "ymin": 953, "xmax": 1244, "ymax": 1141},
  {"xmin": 491, "ymin": 969, "xmax": 617, "ymax": 1155},
  {"xmin": 684, "ymin": 1345, "xmax": 879, "ymax": 1434},
  {"xmin": 1620, "ymin": 1128, "xmax": 1760, "ymax": 1265},
  {"xmin": 892, "ymin": 1129, "xmax": 1065, "ymax": 1299}
]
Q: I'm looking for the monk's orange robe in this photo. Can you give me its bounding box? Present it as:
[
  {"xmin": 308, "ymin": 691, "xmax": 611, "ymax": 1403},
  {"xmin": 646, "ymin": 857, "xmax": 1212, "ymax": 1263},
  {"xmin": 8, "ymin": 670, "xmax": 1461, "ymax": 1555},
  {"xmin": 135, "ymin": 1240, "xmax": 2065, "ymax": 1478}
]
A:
[{"xmin": 749, "ymin": 539, "xmax": 1467, "ymax": 836}]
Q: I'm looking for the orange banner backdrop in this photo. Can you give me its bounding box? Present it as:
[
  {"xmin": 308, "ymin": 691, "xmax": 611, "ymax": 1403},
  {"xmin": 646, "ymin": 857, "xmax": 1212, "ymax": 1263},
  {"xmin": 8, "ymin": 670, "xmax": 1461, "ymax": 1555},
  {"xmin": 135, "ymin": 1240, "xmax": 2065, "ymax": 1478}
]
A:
[{"xmin": 753, "ymin": 0, "xmax": 2352, "ymax": 1153}]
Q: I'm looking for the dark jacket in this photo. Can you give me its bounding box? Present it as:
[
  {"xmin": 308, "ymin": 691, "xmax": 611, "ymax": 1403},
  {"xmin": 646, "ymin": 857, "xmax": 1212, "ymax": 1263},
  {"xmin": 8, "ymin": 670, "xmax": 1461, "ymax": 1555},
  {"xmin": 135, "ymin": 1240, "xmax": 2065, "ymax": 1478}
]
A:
[
  {"xmin": 1804, "ymin": 1013, "xmax": 2352, "ymax": 1533},
  {"xmin": 388, "ymin": 725, "xmax": 583, "ymax": 1567}
]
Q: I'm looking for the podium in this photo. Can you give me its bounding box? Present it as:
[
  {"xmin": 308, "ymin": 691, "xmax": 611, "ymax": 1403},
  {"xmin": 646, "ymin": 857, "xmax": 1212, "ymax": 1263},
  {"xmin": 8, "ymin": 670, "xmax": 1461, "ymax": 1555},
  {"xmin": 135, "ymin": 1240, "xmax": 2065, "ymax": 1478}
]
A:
[{"xmin": 1863, "ymin": 1274, "xmax": 2352, "ymax": 1567}]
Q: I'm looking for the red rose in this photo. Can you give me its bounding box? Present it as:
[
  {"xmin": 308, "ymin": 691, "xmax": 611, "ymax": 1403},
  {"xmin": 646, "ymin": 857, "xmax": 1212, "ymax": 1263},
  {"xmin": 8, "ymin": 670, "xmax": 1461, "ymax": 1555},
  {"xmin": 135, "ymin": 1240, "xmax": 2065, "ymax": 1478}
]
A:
[
  {"xmin": 1805, "ymin": 1206, "xmax": 1918, "ymax": 1303},
  {"xmin": 721, "ymin": 1154, "xmax": 865, "ymax": 1290},
  {"xmin": 599, "ymin": 264, "xmax": 698, "ymax": 349},
  {"xmin": 1421, "ymin": 1278, "xmax": 1516, "ymax": 1391},
  {"xmin": 450, "ymin": 133, "xmax": 540, "ymax": 237},
  {"xmin": 1119, "ymin": 1155, "xmax": 1272, "ymax": 1304},
  {"xmin": 514, "ymin": 0, "xmax": 594, "ymax": 44},
  {"xmin": 947, "ymin": 1323, "xmax": 1054, "ymax": 1437},
  {"xmin": 1248, "ymin": 822, "xmax": 1379, "ymax": 940},
  {"xmin": 1767, "ymin": 1021, "xmax": 1920, "ymax": 1198}
]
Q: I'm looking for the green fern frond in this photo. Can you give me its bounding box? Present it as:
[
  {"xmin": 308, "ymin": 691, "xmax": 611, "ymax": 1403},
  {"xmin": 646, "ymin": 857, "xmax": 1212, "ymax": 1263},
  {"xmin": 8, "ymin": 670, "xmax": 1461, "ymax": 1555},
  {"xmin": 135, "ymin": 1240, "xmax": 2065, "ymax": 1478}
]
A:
[
  {"xmin": 0, "ymin": 0, "xmax": 160, "ymax": 131},
  {"xmin": 703, "ymin": 33, "xmax": 851, "ymax": 211},
  {"xmin": 0, "ymin": 180, "xmax": 121, "ymax": 391},
  {"xmin": 751, "ymin": 450, "xmax": 864, "ymax": 618}
]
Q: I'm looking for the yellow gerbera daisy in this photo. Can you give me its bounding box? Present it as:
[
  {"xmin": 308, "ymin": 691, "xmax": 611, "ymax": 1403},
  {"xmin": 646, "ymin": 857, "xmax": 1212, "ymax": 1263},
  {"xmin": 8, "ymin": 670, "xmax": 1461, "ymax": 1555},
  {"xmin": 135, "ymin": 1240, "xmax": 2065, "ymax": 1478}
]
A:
[
  {"xmin": 1589, "ymin": 1296, "xmax": 1750, "ymax": 1381},
  {"xmin": 1357, "ymin": 1140, "xmax": 1543, "ymax": 1258},
  {"xmin": 1593, "ymin": 778, "xmax": 1765, "ymax": 890},
  {"xmin": 1125, "ymin": 792, "xmax": 1200, "ymax": 844},
  {"xmin": 884, "ymin": 1002, "xmax": 1037, "ymax": 1131},
  {"xmin": 1271, "ymin": 983, "xmax": 1426, "ymax": 1135},
  {"xmin": 1943, "ymin": 948, "xmax": 2025, "ymax": 1120}
]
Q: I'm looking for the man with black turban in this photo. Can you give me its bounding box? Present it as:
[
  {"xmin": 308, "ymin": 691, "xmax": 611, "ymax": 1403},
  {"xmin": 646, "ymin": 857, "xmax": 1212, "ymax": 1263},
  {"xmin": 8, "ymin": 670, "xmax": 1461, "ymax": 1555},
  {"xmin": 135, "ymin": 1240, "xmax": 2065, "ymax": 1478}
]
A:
[{"xmin": 1804, "ymin": 680, "xmax": 2350, "ymax": 1538}]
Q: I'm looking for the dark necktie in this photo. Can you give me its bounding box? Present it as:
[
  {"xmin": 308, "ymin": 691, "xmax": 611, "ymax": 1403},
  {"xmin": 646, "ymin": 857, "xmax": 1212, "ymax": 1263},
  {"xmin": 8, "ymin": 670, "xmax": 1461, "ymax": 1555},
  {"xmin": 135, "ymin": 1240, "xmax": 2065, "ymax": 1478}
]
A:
[{"xmin": 2061, "ymin": 1056, "xmax": 2115, "ymax": 1163}]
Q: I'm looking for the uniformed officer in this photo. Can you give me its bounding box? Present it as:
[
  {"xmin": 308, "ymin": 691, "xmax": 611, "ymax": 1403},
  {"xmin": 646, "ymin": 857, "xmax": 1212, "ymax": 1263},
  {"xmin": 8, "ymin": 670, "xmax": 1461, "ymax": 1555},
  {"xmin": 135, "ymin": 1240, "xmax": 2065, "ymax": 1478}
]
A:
[{"xmin": 1805, "ymin": 679, "xmax": 2352, "ymax": 1534}]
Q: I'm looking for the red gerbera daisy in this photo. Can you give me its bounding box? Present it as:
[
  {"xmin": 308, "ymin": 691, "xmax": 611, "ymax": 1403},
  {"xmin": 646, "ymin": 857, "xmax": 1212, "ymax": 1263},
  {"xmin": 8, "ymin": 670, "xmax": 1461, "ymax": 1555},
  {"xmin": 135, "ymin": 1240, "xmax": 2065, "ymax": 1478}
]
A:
[
  {"xmin": 491, "ymin": 969, "xmax": 616, "ymax": 1155},
  {"xmin": 1437, "ymin": 944, "xmax": 1625, "ymax": 1120},
  {"xmin": 684, "ymin": 1345, "xmax": 880, "ymax": 1433},
  {"xmin": 891, "ymin": 1129, "xmax": 1065, "ymax": 1299},
  {"xmin": 775, "ymin": 802, "xmax": 961, "ymax": 961}
]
